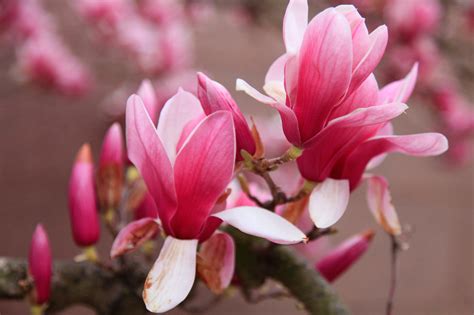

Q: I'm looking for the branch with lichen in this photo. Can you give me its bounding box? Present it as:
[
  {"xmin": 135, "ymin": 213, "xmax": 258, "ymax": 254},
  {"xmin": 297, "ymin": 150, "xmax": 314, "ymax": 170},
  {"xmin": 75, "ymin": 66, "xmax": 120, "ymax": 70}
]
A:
[{"xmin": 0, "ymin": 234, "xmax": 349, "ymax": 315}]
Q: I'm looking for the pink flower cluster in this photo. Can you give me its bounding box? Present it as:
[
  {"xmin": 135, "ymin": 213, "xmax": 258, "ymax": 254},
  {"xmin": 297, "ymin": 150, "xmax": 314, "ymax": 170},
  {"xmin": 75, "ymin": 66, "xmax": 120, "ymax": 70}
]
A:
[
  {"xmin": 75, "ymin": 0, "xmax": 192, "ymax": 74},
  {"xmin": 0, "ymin": 0, "xmax": 91, "ymax": 95},
  {"xmin": 59, "ymin": 1, "xmax": 450, "ymax": 313},
  {"xmin": 382, "ymin": 0, "xmax": 474, "ymax": 164}
]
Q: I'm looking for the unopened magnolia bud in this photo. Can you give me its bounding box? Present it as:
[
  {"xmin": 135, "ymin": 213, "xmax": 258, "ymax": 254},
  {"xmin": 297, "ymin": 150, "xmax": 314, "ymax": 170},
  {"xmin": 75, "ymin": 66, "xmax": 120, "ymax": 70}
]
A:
[
  {"xmin": 28, "ymin": 224, "xmax": 52, "ymax": 306},
  {"xmin": 97, "ymin": 123, "xmax": 124, "ymax": 212},
  {"xmin": 68, "ymin": 144, "xmax": 100, "ymax": 247},
  {"xmin": 316, "ymin": 230, "xmax": 374, "ymax": 282}
]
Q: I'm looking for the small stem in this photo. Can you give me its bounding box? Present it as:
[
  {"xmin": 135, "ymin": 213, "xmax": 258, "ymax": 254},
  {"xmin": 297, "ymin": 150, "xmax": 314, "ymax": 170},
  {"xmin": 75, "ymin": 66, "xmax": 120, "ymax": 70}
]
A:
[
  {"xmin": 266, "ymin": 146, "xmax": 303, "ymax": 167},
  {"xmin": 285, "ymin": 181, "xmax": 315, "ymax": 204},
  {"xmin": 386, "ymin": 235, "xmax": 401, "ymax": 315},
  {"xmin": 260, "ymin": 172, "xmax": 285, "ymax": 210},
  {"xmin": 307, "ymin": 227, "xmax": 337, "ymax": 241}
]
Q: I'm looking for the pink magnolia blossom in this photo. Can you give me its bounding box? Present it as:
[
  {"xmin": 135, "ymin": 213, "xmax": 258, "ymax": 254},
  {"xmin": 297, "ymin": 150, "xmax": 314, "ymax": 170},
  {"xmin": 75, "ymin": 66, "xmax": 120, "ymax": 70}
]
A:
[
  {"xmin": 123, "ymin": 92, "xmax": 306, "ymax": 312},
  {"xmin": 316, "ymin": 230, "xmax": 374, "ymax": 283},
  {"xmin": 28, "ymin": 224, "xmax": 52, "ymax": 305},
  {"xmin": 68, "ymin": 144, "xmax": 100, "ymax": 247},
  {"xmin": 16, "ymin": 34, "xmax": 91, "ymax": 96},
  {"xmin": 384, "ymin": 0, "xmax": 441, "ymax": 42},
  {"xmin": 138, "ymin": 0, "xmax": 184, "ymax": 25},
  {"xmin": 237, "ymin": 2, "xmax": 388, "ymax": 148},
  {"xmin": 1, "ymin": 0, "xmax": 92, "ymax": 96},
  {"xmin": 197, "ymin": 72, "xmax": 256, "ymax": 160},
  {"xmin": 431, "ymin": 85, "xmax": 474, "ymax": 164},
  {"xmin": 75, "ymin": 0, "xmax": 192, "ymax": 75},
  {"xmin": 298, "ymin": 66, "xmax": 448, "ymax": 228}
]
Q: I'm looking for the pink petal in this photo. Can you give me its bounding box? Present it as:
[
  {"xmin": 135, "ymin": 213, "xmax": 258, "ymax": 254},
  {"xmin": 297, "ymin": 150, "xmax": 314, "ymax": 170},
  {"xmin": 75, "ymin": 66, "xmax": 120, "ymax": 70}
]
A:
[
  {"xmin": 213, "ymin": 206, "xmax": 307, "ymax": 244},
  {"xmin": 378, "ymin": 63, "xmax": 418, "ymax": 104},
  {"xmin": 295, "ymin": 8, "xmax": 353, "ymax": 142},
  {"xmin": 236, "ymin": 78, "xmax": 301, "ymax": 145},
  {"xmin": 171, "ymin": 111, "xmax": 235, "ymax": 239},
  {"xmin": 328, "ymin": 74, "xmax": 379, "ymax": 120},
  {"xmin": 29, "ymin": 224, "xmax": 52, "ymax": 305},
  {"xmin": 283, "ymin": 0, "xmax": 308, "ymax": 53},
  {"xmin": 335, "ymin": 5, "xmax": 365, "ymax": 31},
  {"xmin": 348, "ymin": 25, "xmax": 388, "ymax": 96},
  {"xmin": 284, "ymin": 54, "xmax": 299, "ymax": 108},
  {"xmin": 157, "ymin": 88, "xmax": 204, "ymax": 165},
  {"xmin": 197, "ymin": 73, "xmax": 255, "ymax": 158},
  {"xmin": 137, "ymin": 79, "xmax": 160, "ymax": 124},
  {"xmin": 143, "ymin": 237, "xmax": 198, "ymax": 313},
  {"xmin": 308, "ymin": 179, "xmax": 350, "ymax": 228},
  {"xmin": 110, "ymin": 218, "xmax": 160, "ymax": 258},
  {"xmin": 336, "ymin": 5, "xmax": 387, "ymax": 96},
  {"xmin": 365, "ymin": 122, "xmax": 394, "ymax": 170},
  {"xmin": 134, "ymin": 189, "xmax": 159, "ymax": 220},
  {"xmin": 265, "ymin": 53, "xmax": 289, "ymax": 84},
  {"xmin": 366, "ymin": 175, "xmax": 401, "ymax": 235},
  {"xmin": 341, "ymin": 132, "xmax": 449, "ymax": 189},
  {"xmin": 198, "ymin": 216, "xmax": 224, "ymax": 243},
  {"xmin": 197, "ymin": 232, "xmax": 235, "ymax": 294},
  {"xmin": 316, "ymin": 230, "xmax": 374, "ymax": 282},
  {"xmin": 299, "ymin": 103, "xmax": 408, "ymax": 181},
  {"xmin": 126, "ymin": 95, "xmax": 177, "ymax": 234}
]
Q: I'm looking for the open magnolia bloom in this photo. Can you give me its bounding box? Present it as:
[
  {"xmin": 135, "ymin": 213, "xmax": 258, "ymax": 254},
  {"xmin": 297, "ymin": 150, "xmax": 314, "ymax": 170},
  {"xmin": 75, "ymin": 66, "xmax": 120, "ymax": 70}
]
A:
[
  {"xmin": 236, "ymin": 1, "xmax": 388, "ymax": 148},
  {"xmin": 235, "ymin": 0, "xmax": 448, "ymax": 230},
  {"xmin": 298, "ymin": 65, "xmax": 448, "ymax": 228},
  {"xmin": 115, "ymin": 91, "xmax": 307, "ymax": 313}
]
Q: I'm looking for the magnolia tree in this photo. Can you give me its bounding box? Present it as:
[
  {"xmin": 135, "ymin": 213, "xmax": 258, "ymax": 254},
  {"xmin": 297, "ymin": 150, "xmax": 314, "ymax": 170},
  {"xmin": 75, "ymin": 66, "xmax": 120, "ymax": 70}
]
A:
[{"xmin": 1, "ymin": 0, "xmax": 465, "ymax": 315}]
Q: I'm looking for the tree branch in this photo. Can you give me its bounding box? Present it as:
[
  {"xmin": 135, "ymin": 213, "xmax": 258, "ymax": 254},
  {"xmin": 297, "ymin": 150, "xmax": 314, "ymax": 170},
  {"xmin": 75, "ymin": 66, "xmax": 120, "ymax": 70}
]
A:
[
  {"xmin": 1, "ymin": 230, "xmax": 350, "ymax": 315},
  {"xmin": 227, "ymin": 229, "xmax": 350, "ymax": 315},
  {"xmin": 0, "ymin": 257, "xmax": 148, "ymax": 315}
]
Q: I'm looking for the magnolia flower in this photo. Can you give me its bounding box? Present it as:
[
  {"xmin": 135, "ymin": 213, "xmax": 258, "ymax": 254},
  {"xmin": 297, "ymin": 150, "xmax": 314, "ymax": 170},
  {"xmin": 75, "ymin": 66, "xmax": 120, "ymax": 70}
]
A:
[
  {"xmin": 119, "ymin": 92, "xmax": 306, "ymax": 313},
  {"xmin": 68, "ymin": 144, "xmax": 100, "ymax": 247},
  {"xmin": 236, "ymin": 2, "xmax": 388, "ymax": 148},
  {"xmin": 28, "ymin": 224, "xmax": 52, "ymax": 306},
  {"xmin": 384, "ymin": 0, "xmax": 441, "ymax": 41},
  {"xmin": 16, "ymin": 34, "xmax": 91, "ymax": 96},
  {"xmin": 316, "ymin": 230, "xmax": 374, "ymax": 282},
  {"xmin": 197, "ymin": 72, "xmax": 256, "ymax": 161},
  {"xmin": 97, "ymin": 123, "xmax": 124, "ymax": 212},
  {"xmin": 298, "ymin": 66, "xmax": 448, "ymax": 228}
]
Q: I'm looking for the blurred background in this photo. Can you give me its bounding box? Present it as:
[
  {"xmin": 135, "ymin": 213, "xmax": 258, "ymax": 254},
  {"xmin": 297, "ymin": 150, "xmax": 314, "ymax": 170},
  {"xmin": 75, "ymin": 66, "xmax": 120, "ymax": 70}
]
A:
[{"xmin": 0, "ymin": 0, "xmax": 472, "ymax": 314}]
